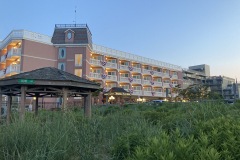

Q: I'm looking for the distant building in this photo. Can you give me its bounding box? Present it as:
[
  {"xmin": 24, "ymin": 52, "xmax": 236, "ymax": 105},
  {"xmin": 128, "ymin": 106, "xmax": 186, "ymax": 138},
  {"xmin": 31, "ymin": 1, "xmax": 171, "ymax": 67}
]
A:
[
  {"xmin": 206, "ymin": 76, "xmax": 238, "ymax": 102},
  {"xmin": 182, "ymin": 64, "xmax": 210, "ymax": 89}
]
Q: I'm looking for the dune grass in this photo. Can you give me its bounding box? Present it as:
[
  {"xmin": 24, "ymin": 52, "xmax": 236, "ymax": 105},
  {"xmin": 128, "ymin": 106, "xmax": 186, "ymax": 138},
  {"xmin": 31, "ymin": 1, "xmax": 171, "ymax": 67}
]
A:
[{"xmin": 0, "ymin": 101, "xmax": 240, "ymax": 159}]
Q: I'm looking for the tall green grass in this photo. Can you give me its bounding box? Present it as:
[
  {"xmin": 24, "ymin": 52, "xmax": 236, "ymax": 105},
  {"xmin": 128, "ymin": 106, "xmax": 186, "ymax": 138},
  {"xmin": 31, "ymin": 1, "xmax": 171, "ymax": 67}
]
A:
[{"xmin": 0, "ymin": 102, "xmax": 240, "ymax": 159}]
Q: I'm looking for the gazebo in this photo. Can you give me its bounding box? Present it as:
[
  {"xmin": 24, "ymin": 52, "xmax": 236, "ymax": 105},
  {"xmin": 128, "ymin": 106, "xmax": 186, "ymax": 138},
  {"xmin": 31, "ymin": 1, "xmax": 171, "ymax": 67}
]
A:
[
  {"xmin": 0, "ymin": 67, "xmax": 100, "ymax": 124},
  {"xmin": 104, "ymin": 87, "xmax": 130, "ymax": 104}
]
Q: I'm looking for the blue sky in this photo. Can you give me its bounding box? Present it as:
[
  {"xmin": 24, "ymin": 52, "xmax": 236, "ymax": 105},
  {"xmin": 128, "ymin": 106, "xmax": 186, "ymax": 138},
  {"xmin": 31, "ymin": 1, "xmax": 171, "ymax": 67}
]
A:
[{"xmin": 1, "ymin": 0, "xmax": 240, "ymax": 79}]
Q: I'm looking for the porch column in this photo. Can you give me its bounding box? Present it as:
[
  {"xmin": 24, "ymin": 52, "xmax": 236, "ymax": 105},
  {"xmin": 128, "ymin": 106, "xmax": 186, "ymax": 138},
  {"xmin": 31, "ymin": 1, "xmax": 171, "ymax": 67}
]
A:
[
  {"xmin": 62, "ymin": 88, "xmax": 68, "ymax": 110},
  {"xmin": 84, "ymin": 92, "xmax": 92, "ymax": 118},
  {"xmin": 20, "ymin": 86, "xmax": 26, "ymax": 121},
  {"xmin": 35, "ymin": 95, "xmax": 39, "ymax": 116},
  {"xmin": 0, "ymin": 88, "xmax": 2, "ymax": 119},
  {"xmin": 6, "ymin": 95, "xmax": 12, "ymax": 125}
]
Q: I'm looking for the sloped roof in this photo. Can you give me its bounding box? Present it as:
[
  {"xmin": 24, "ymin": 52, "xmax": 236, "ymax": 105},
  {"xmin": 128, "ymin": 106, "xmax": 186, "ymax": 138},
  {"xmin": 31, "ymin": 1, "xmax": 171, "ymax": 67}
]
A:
[
  {"xmin": 1, "ymin": 67, "xmax": 98, "ymax": 85},
  {"xmin": 105, "ymin": 87, "xmax": 130, "ymax": 95}
]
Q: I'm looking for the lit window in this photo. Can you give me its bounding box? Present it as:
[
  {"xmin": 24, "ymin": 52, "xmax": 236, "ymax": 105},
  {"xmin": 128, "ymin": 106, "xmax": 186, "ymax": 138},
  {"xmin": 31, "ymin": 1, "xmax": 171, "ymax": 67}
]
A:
[
  {"xmin": 75, "ymin": 69, "xmax": 82, "ymax": 77},
  {"xmin": 75, "ymin": 54, "xmax": 82, "ymax": 66}
]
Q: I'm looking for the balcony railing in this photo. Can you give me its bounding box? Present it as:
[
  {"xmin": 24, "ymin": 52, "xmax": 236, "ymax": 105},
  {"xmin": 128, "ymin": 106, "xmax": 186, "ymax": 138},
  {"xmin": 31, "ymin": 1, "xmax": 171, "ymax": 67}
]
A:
[
  {"xmin": 89, "ymin": 72, "xmax": 102, "ymax": 79},
  {"xmin": 171, "ymin": 75, "xmax": 178, "ymax": 79},
  {"xmin": 106, "ymin": 75, "xmax": 117, "ymax": 81},
  {"xmin": 6, "ymin": 64, "xmax": 20, "ymax": 75},
  {"xmin": 132, "ymin": 90, "xmax": 142, "ymax": 96},
  {"xmin": 163, "ymin": 73, "xmax": 170, "ymax": 78},
  {"xmin": 105, "ymin": 62, "xmax": 117, "ymax": 69},
  {"xmin": 7, "ymin": 48, "xmax": 21, "ymax": 59},
  {"xmin": 92, "ymin": 44, "xmax": 182, "ymax": 71},
  {"xmin": 154, "ymin": 92, "xmax": 165, "ymax": 97},
  {"xmin": 163, "ymin": 83, "xmax": 170, "ymax": 87},
  {"xmin": 132, "ymin": 78, "xmax": 141, "ymax": 84},
  {"xmin": 153, "ymin": 71, "xmax": 163, "ymax": 77},
  {"xmin": 0, "ymin": 55, "xmax": 6, "ymax": 63},
  {"xmin": 143, "ymin": 91, "xmax": 152, "ymax": 96},
  {"xmin": 142, "ymin": 69, "xmax": 151, "ymax": 74},
  {"xmin": 120, "ymin": 77, "xmax": 129, "ymax": 82},
  {"xmin": 0, "ymin": 69, "xmax": 5, "ymax": 78},
  {"xmin": 153, "ymin": 81, "xmax": 163, "ymax": 86},
  {"xmin": 143, "ymin": 80, "xmax": 151, "ymax": 85},
  {"xmin": 120, "ymin": 65, "xmax": 128, "ymax": 70},
  {"xmin": 90, "ymin": 59, "xmax": 101, "ymax": 66},
  {"xmin": 132, "ymin": 67, "xmax": 141, "ymax": 73}
]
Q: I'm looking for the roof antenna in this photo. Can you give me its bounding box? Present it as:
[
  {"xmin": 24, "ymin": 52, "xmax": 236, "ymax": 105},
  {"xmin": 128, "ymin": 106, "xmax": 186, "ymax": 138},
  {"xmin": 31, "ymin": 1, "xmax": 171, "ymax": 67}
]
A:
[{"xmin": 73, "ymin": 6, "xmax": 77, "ymax": 26}]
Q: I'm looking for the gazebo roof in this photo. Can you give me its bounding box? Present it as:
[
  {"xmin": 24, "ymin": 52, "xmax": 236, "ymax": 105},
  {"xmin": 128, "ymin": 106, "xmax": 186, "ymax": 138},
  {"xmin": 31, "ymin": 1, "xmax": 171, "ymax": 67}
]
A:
[
  {"xmin": 0, "ymin": 67, "xmax": 100, "ymax": 97},
  {"xmin": 105, "ymin": 87, "xmax": 130, "ymax": 95},
  {"xmin": 1, "ymin": 67, "xmax": 97, "ymax": 85}
]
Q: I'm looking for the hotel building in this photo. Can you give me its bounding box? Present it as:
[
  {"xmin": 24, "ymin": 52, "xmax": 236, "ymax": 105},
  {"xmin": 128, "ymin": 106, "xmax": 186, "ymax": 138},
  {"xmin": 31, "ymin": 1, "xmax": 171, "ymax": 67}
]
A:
[{"xmin": 0, "ymin": 24, "xmax": 183, "ymax": 103}]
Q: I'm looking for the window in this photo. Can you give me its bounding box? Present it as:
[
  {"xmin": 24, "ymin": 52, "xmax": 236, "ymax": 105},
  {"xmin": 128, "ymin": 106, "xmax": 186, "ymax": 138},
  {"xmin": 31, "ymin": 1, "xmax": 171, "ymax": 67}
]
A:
[
  {"xmin": 154, "ymin": 68, "xmax": 162, "ymax": 72},
  {"xmin": 121, "ymin": 85, "xmax": 129, "ymax": 90},
  {"xmin": 133, "ymin": 75, "xmax": 140, "ymax": 79},
  {"xmin": 58, "ymin": 63, "xmax": 65, "ymax": 71},
  {"xmin": 144, "ymin": 87, "xmax": 151, "ymax": 91},
  {"xmin": 172, "ymin": 72, "xmax": 177, "ymax": 75},
  {"xmin": 75, "ymin": 54, "xmax": 82, "ymax": 66},
  {"xmin": 107, "ymin": 71, "xmax": 116, "ymax": 75},
  {"xmin": 133, "ymin": 64, "xmax": 141, "ymax": 68},
  {"xmin": 93, "ymin": 56, "xmax": 103, "ymax": 60},
  {"xmin": 75, "ymin": 69, "xmax": 82, "ymax": 77},
  {"xmin": 58, "ymin": 48, "xmax": 66, "ymax": 59},
  {"xmin": 156, "ymin": 78, "xmax": 162, "ymax": 82},
  {"xmin": 107, "ymin": 59, "xmax": 116, "ymax": 63},
  {"xmin": 133, "ymin": 86, "xmax": 141, "ymax": 90},
  {"xmin": 144, "ymin": 76, "xmax": 151, "ymax": 80},
  {"xmin": 121, "ymin": 61, "xmax": 129, "ymax": 66},
  {"xmin": 164, "ymin": 80, "xmax": 170, "ymax": 83},
  {"xmin": 154, "ymin": 88, "xmax": 162, "ymax": 92},
  {"xmin": 163, "ymin": 70, "xmax": 169, "ymax": 74},
  {"xmin": 93, "ymin": 69, "xmax": 102, "ymax": 73},
  {"xmin": 121, "ymin": 73, "xmax": 129, "ymax": 77}
]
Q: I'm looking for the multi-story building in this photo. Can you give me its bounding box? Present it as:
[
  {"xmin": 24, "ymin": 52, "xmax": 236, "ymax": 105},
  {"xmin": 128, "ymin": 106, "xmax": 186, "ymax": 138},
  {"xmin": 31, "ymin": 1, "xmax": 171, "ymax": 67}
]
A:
[
  {"xmin": 206, "ymin": 76, "xmax": 237, "ymax": 102},
  {"xmin": 0, "ymin": 24, "xmax": 183, "ymax": 103},
  {"xmin": 182, "ymin": 64, "xmax": 210, "ymax": 89}
]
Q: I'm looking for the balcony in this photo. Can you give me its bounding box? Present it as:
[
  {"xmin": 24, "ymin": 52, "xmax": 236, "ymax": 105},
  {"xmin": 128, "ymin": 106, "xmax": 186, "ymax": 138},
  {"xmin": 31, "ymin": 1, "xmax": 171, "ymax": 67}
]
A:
[
  {"xmin": 132, "ymin": 67, "xmax": 141, "ymax": 73},
  {"xmin": 0, "ymin": 55, "xmax": 6, "ymax": 63},
  {"xmin": 120, "ymin": 65, "xmax": 128, "ymax": 70},
  {"xmin": 89, "ymin": 72, "xmax": 102, "ymax": 79},
  {"xmin": 105, "ymin": 62, "xmax": 117, "ymax": 69},
  {"xmin": 132, "ymin": 78, "xmax": 141, "ymax": 84},
  {"xmin": 163, "ymin": 83, "xmax": 170, "ymax": 87},
  {"xmin": 5, "ymin": 64, "xmax": 20, "ymax": 75},
  {"xmin": 0, "ymin": 69, "xmax": 5, "ymax": 78},
  {"xmin": 163, "ymin": 73, "xmax": 170, "ymax": 78},
  {"xmin": 106, "ymin": 75, "xmax": 117, "ymax": 81},
  {"xmin": 132, "ymin": 90, "xmax": 142, "ymax": 96},
  {"xmin": 143, "ymin": 91, "xmax": 152, "ymax": 96},
  {"xmin": 142, "ymin": 69, "xmax": 151, "ymax": 74},
  {"xmin": 143, "ymin": 80, "xmax": 151, "ymax": 85},
  {"xmin": 90, "ymin": 59, "xmax": 101, "ymax": 66},
  {"xmin": 154, "ymin": 92, "xmax": 166, "ymax": 97},
  {"xmin": 171, "ymin": 75, "xmax": 178, "ymax": 79},
  {"xmin": 7, "ymin": 48, "xmax": 21, "ymax": 60},
  {"xmin": 153, "ymin": 81, "xmax": 163, "ymax": 87},
  {"xmin": 120, "ymin": 77, "xmax": 130, "ymax": 83},
  {"xmin": 153, "ymin": 71, "xmax": 163, "ymax": 77}
]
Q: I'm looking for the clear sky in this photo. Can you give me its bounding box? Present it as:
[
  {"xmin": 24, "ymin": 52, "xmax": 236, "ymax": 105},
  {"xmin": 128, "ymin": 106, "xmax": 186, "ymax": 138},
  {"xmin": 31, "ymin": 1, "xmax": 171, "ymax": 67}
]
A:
[{"xmin": 1, "ymin": 0, "xmax": 240, "ymax": 79}]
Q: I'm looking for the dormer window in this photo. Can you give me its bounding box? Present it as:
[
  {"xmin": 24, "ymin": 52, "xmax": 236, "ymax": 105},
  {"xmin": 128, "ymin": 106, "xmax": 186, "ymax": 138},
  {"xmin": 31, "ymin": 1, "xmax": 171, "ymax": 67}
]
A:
[
  {"xmin": 64, "ymin": 29, "xmax": 75, "ymax": 42},
  {"xmin": 67, "ymin": 32, "xmax": 72, "ymax": 40}
]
